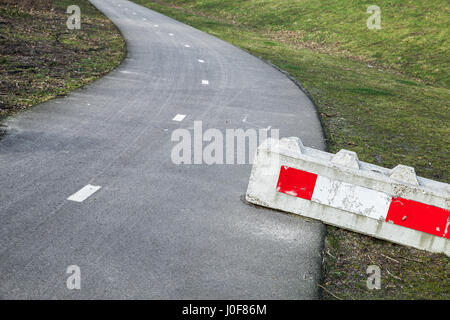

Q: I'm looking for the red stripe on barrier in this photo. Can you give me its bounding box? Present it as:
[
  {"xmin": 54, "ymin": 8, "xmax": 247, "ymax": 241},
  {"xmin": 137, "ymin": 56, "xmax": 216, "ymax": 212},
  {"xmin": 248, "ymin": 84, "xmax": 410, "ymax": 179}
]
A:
[
  {"xmin": 386, "ymin": 197, "xmax": 450, "ymax": 239},
  {"xmin": 276, "ymin": 166, "xmax": 318, "ymax": 200}
]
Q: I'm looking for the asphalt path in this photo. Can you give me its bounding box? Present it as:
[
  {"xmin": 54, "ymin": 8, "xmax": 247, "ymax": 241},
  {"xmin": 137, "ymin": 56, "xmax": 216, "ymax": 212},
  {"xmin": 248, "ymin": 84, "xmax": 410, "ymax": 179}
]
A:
[{"xmin": 0, "ymin": 0, "xmax": 326, "ymax": 299}]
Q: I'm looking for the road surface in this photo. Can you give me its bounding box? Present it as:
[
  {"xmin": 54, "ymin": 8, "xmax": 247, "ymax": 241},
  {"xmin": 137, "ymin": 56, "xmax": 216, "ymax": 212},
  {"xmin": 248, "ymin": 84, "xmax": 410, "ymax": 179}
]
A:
[{"xmin": 0, "ymin": 0, "xmax": 326, "ymax": 299}]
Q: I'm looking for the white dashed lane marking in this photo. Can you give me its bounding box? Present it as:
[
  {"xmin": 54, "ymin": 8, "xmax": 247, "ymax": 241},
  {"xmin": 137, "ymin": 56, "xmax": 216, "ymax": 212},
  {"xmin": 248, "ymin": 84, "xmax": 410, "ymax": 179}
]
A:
[
  {"xmin": 172, "ymin": 114, "xmax": 186, "ymax": 122},
  {"xmin": 184, "ymin": 44, "xmax": 191, "ymax": 48},
  {"xmin": 120, "ymin": 70, "xmax": 139, "ymax": 75},
  {"xmin": 202, "ymin": 80, "xmax": 209, "ymax": 85},
  {"xmin": 169, "ymin": 33, "xmax": 174, "ymax": 36},
  {"xmin": 67, "ymin": 185, "xmax": 102, "ymax": 203},
  {"xmin": 198, "ymin": 59, "xmax": 205, "ymax": 63}
]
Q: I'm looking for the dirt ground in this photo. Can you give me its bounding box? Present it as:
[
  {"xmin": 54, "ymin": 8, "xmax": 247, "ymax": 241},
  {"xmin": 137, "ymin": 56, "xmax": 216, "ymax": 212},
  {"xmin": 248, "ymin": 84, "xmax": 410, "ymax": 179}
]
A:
[{"xmin": 0, "ymin": 0, "xmax": 125, "ymax": 119}]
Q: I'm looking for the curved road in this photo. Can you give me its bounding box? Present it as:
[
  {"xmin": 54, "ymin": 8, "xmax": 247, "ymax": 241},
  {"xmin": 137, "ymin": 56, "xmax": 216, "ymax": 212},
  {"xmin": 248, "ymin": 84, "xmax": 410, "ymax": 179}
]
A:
[{"xmin": 0, "ymin": 0, "xmax": 325, "ymax": 299}]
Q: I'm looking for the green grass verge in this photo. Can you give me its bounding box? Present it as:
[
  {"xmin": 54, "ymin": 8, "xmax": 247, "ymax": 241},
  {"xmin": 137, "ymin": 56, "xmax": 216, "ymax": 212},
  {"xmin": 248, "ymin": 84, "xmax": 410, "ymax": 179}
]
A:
[
  {"xmin": 0, "ymin": 0, "xmax": 126, "ymax": 120},
  {"xmin": 130, "ymin": 0, "xmax": 450, "ymax": 299}
]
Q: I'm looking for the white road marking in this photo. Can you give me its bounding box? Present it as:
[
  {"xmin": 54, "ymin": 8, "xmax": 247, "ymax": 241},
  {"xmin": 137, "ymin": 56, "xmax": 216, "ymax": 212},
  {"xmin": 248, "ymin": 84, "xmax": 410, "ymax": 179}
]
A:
[
  {"xmin": 172, "ymin": 114, "xmax": 186, "ymax": 122},
  {"xmin": 154, "ymin": 24, "xmax": 159, "ymax": 27},
  {"xmin": 142, "ymin": 18, "xmax": 147, "ymax": 21},
  {"xmin": 242, "ymin": 114, "xmax": 266, "ymax": 129},
  {"xmin": 169, "ymin": 33, "xmax": 174, "ymax": 36},
  {"xmin": 202, "ymin": 80, "xmax": 209, "ymax": 85},
  {"xmin": 132, "ymin": 12, "xmax": 137, "ymax": 15},
  {"xmin": 184, "ymin": 44, "xmax": 191, "ymax": 48},
  {"xmin": 68, "ymin": 185, "xmax": 102, "ymax": 203},
  {"xmin": 198, "ymin": 59, "xmax": 205, "ymax": 63},
  {"xmin": 105, "ymin": 76, "xmax": 141, "ymax": 82},
  {"xmin": 120, "ymin": 70, "xmax": 139, "ymax": 75}
]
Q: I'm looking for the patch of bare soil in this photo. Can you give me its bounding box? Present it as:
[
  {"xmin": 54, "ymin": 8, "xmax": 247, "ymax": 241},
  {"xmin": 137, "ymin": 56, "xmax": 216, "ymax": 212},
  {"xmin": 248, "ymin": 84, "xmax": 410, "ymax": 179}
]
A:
[{"xmin": 0, "ymin": 1, "xmax": 125, "ymax": 118}]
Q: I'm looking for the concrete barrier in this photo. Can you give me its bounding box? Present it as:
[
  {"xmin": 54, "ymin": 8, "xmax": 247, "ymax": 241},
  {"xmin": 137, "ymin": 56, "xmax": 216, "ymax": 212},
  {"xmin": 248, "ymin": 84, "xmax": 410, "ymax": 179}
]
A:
[{"xmin": 246, "ymin": 137, "xmax": 450, "ymax": 255}]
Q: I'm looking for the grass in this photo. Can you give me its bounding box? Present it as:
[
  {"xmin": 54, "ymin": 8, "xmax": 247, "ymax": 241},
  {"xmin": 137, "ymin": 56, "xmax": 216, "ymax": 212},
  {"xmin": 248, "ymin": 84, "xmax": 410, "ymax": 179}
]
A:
[
  {"xmin": 130, "ymin": 0, "xmax": 450, "ymax": 299},
  {"xmin": 148, "ymin": 0, "xmax": 450, "ymax": 87},
  {"xmin": 0, "ymin": 0, "xmax": 126, "ymax": 120}
]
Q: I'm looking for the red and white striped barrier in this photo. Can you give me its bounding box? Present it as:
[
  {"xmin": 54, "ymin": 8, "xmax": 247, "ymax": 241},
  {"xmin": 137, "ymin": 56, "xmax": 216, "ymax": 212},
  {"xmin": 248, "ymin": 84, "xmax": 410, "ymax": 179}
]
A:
[
  {"xmin": 246, "ymin": 137, "xmax": 450, "ymax": 255},
  {"xmin": 277, "ymin": 166, "xmax": 449, "ymax": 239}
]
